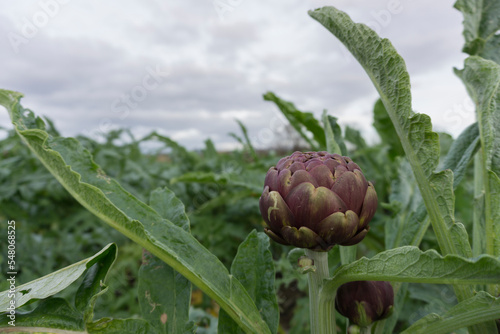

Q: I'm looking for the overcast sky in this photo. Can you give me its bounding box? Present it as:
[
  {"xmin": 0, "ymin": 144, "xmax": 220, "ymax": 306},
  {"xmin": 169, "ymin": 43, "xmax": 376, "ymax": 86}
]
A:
[{"xmin": 0, "ymin": 0, "xmax": 474, "ymax": 150}]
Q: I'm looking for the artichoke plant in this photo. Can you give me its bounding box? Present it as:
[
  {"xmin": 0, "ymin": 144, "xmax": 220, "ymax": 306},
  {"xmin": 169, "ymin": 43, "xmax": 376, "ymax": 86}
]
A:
[
  {"xmin": 259, "ymin": 151, "xmax": 377, "ymax": 251},
  {"xmin": 335, "ymin": 280, "xmax": 394, "ymax": 327}
]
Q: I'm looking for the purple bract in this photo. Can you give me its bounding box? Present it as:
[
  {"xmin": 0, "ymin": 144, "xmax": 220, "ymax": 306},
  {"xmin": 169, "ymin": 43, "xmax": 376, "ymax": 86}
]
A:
[
  {"xmin": 335, "ymin": 280, "xmax": 394, "ymax": 327},
  {"xmin": 259, "ymin": 151, "xmax": 377, "ymax": 251}
]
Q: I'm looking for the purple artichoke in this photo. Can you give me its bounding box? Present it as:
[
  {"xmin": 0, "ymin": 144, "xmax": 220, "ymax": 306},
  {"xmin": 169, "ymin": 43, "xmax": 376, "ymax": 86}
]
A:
[
  {"xmin": 335, "ymin": 281, "xmax": 394, "ymax": 327},
  {"xmin": 259, "ymin": 151, "xmax": 377, "ymax": 251}
]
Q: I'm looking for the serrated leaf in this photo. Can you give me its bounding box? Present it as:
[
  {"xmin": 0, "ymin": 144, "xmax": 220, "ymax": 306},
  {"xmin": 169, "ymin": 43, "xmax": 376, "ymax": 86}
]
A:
[
  {"xmin": 308, "ymin": 7, "xmax": 474, "ymax": 278},
  {"xmin": 263, "ymin": 92, "xmax": 325, "ymax": 150},
  {"xmin": 0, "ymin": 90, "xmax": 271, "ymax": 334},
  {"xmin": 454, "ymin": 0, "xmax": 500, "ymax": 64},
  {"xmin": 456, "ymin": 57, "xmax": 500, "ymax": 177},
  {"xmin": 323, "ymin": 246, "xmax": 500, "ymax": 293},
  {"xmin": 389, "ymin": 122, "xmax": 481, "ymax": 251},
  {"xmin": 309, "ymin": 7, "xmax": 439, "ymax": 174},
  {"xmin": 218, "ymin": 231, "xmax": 279, "ymax": 334},
  {"xmin": 323, "ymin": 245, "xmax": 500, "ymax": 334},
  {"xmin": 401, "ymin": 292, "xmax": 500, "ymax": 334},
  {"xmin": 456, "ymin": 56, "xmax": 500, "ymax": 263},
  {"xmin": 0, "ymin": 243, "xmax": 116, "ymax": 312}
]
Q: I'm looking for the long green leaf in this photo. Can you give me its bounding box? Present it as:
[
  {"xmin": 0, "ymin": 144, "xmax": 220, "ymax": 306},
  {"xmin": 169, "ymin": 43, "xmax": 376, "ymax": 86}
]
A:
[
  {"xmin": 321, "ymin": 246, "xmax": 500, "ymax": 334},
  {"xmin": 0, "ymin": 90, "xmax": 270, "ymax": 334},
  {"xmin": 454, "ymin": 0, "xmax": 500, "ymax": 64},
  {"xmin": 309, "ymin": 5, "xmax": 463, "ymax": 256},
  {"xmin": 218, "ymin": 231, "xmax": 279, "ymax": 334},
  {"xmin": 307, "ymin": 12, "xmax": 483, "ymax": 328},
  {"xmin": 456, "ymin": 56, "xmax": 500, "ymax": 261},
  {"xmin": 0, "ymin": 243, "xmax": 116, "ymax": 312},
  {"xmin": 401, "ymin": 292, "xmax": 500, "ymax": 334},
  {"xmin": 382, "ymin": 123, "xmax": 482, "ymax": 334},
  {"xmin": 322, "ymin": 246, "xmax": 500, "ymax": 294},
  {"xmin": 456, "ymin": 57, "xmax": 500, "ymax": 177}
]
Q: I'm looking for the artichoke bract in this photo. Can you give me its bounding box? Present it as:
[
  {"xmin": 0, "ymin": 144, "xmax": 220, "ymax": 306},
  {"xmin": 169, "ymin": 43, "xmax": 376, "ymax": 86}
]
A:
[
  {"xmin": 259, "ymin": 151, "xmax": 377, "ymax": 251},
  {"xmin": 335, "ymin": 281, "xmax": 394, "ymax": 327}
]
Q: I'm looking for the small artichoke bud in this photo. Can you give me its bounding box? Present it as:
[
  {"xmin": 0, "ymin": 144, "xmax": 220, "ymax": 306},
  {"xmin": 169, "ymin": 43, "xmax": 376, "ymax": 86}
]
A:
[
  {"xmin": 297, "ymin": 256, "xmax": 316, "ymax": 274},
  {"xmin": 259, "ymin": 151, "xmax": 377, "ymax": 251},
  {"xmin": 297, "ymin": 256, "xmax": 314, "ymax": 268},
  {"xmin": 335, "ymin": 281, "xmax": 394, "ymax": 327}
]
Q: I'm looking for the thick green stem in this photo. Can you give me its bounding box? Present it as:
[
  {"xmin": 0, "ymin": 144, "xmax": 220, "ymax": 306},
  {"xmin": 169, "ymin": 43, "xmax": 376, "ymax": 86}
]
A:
[
  {"xmin": 479, "ymin": 146, "xmax": 494, "ymax": 257},
  {"xmin": 472, "ymin": 153, "xmax": 486, "ymax": 258},
  {"xmin": 339, "ymin": 245, "xmax": 357, "ymax": 330},
  {"xmin": 306, "ymin": 249, "xmax": 336, "ymax": 334},
  {"xmin": 373, "ymin": 320, "xmax": 385, "ymax": 334},
  {"xmin": 339, "ymin": 245, "xmax": 356, "ymax": 265},
  {"xmin": 360, "ymin": 324, "xmax": 373, "ymax": 334}
]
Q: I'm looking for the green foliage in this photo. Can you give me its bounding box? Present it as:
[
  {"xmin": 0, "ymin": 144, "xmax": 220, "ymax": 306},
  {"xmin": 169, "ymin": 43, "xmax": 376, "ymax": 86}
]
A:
[
  {"xmin": 1, "ymin": 1, "xmax": 500, "ymax": 333},
  {"xmin": 454, "ymin": 0, "xmax": 500, "ymax": 64},
  {"xmin": 0, "ymin": 243, "xmax": 116, "ymax": 312},
  {"xmin": 263, "ymin": 92, "xmax": 326, "ymax": 150},
  {"xmin": 218, "ymin": 231, "xmax": 279, "ymax": 334},
  {"xmin": 137, "ymin": 188, "xmax": 193, "ymax": 333},
  {"xmin": 402, "ymin": 292, "xmax": 500, "ymax": 334}
]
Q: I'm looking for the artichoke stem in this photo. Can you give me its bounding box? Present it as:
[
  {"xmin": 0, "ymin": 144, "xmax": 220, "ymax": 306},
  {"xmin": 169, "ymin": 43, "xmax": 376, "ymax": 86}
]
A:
[
  {"xmin": 305, "ymin": 249, "xmax": 336, "ymax": 334},
  {"xmin": 360, "ymin": 324, "xmax": 373, "ymax": 334}
]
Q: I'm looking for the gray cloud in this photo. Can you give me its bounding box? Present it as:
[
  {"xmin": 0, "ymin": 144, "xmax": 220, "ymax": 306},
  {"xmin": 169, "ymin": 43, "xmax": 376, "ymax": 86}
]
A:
[{"xmin": 0, "ymin": 0, "xmax": 471, "ymax": 150}]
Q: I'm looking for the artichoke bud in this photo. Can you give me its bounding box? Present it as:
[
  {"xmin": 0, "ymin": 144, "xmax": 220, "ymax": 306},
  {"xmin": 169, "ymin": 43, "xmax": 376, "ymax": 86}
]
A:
[
  {"xmin": 259, "ymin": 151, "xmax": 377, "ymax": 251},
  {"xmin": 335, "ymin": 281, "xmax": 394, "ymax": 327},
  {"xmin": 297, "ymin": 255, "xmax": 316, "ymax": 274}
]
